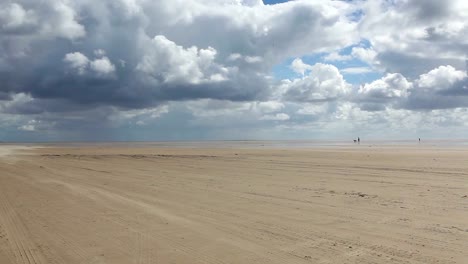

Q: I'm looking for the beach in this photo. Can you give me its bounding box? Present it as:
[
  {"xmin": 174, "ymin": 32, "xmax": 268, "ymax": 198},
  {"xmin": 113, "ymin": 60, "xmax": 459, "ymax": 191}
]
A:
[{"xmin": 0, "ymin": 143, "xmax": 467, "ymax": 263}]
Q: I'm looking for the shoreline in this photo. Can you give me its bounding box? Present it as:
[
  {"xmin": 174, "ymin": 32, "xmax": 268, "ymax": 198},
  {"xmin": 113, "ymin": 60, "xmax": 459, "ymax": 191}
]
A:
[{"xmin": 2, "ymin": 139, "xmax": 468, "ymax": 150}]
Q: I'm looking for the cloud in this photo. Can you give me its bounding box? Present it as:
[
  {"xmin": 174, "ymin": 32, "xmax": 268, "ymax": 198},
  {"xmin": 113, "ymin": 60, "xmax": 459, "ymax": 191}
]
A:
[
  {"xmin": 0, "ymin": 0, "xmax": 359, "ymax": 114},
  {"xmin": 64, "ymin": 52, "xmax": 89, "ymax": 75},
  {"xmin": 404, "ymin": 65, "xmax": 468, "ymax": 110},
  {"xmin": 0, "ymin": 1, "xmax": 84, "ymax": 38},
  {"xmin": 18, "ymin": 120, "xmax": 39, "ymax": 131},
  {"xmin": 416, "ymin": 65, "xmax": 466, "ymax": 90},
  {"xmin": 0, "ymin": 3, "xmax": 36, "ymax": 33},
  {"xmin": 290, "ymin": 58, "xmax": 313, "ymax": 76},
  {"xmin": 0, "ymin": 0, "xmax": 468, "ymax": 140},
  {"xmin": 254, "ymin": 101, "xmax": 285, "ymax": 113},
  {"xmin": 359, "ymin": 73, "xmax": 411, "ymax": 100},
  {"xmin": 341, "ymin": 67, "xmax": 373, "ymax": 74},
  {"xmin": 282, "ymin": 62, "xmax": 351, "ymax": 102},
  {"xmin": 355, "ymin": 73, "xmax": 411, "ymax": 111},
  {"xmin": 260, "ymin": 113, "xmax": 290, "ymax": 121},
  {"xmin": 137, "ymin": 35, "xmax": 228, "ymax": 84},
  {"xmin": 323, "ymin": 51, "xmax": 352, "ymax": 62},
  {"xmin": 355, "ymin": 65, "xmax": 468, "ymax": 111},
  {"xmin": 18, "ymin": 124, "xmax": 35, "ymax": 131},
  {"xmin": 359, "ymin": 0, "xmax": 468, "ymax": 77},
  {"xmin": 351, "ymin": 46, "xmax": 378, "ymax": 66},
  {"xmin": 296, "ymin": 103, "xmax": 330, "ymax": 116},
  {"xmin": 90, "ymin": 57, "xmax": 116, "ymax": 76},
  {"xmin": 50, "ymin": 1, "xmax": 86, "ymax": 39},
  {"xmin": 110, "ymin": 105, "xmax": 170, "ymax": 126}
]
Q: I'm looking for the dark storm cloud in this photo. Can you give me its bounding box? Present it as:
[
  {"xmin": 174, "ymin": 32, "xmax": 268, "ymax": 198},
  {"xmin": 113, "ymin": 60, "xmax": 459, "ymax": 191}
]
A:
[
  {"xmin": 401, "ymin": 78, "xmax": 468, "ymax": 110},
  {"xmin": 0, "ymin": 92, "xmax": 11, "ymax": 101},
  {"xmin": 438, "ymin": 78, "xmax": 468, "ymax": 96},
  {"xmin": 401, "ymin": 94, "xmax": 468, "ymax": 111},
  {"xmin": 358, "ymin": 103, "xmax": 386, "ymax": 112},
  {"xmin": 405, "ymin": 0, "xmax": 453, "ymax": 22}
]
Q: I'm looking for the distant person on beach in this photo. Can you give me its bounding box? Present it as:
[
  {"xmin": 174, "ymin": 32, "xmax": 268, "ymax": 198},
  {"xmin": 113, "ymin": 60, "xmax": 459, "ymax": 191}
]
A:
[
  {"xmin": 419, "ymin": 138, "xmax": 421, "ymax": 143},
  {"xmin": 358, "ymin": 137, "xmax": 360, "ymax": 144}
]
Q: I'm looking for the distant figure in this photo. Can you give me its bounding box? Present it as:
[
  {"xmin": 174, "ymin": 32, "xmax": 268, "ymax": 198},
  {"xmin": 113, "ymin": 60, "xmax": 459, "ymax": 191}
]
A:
[
  {"xmin": 358, "ymin": 137, "xmax": 360, "ymax": 144},
  {"xmin": 419, "ymin": 138, "xmax": 421, "ymax": 143}
]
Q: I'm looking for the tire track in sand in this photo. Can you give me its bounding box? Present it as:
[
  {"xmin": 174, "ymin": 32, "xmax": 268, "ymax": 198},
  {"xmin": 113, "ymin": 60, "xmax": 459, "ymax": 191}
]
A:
[{"xmin": 0, "ymin": 191, "xmax": 47, "ymax": 264}]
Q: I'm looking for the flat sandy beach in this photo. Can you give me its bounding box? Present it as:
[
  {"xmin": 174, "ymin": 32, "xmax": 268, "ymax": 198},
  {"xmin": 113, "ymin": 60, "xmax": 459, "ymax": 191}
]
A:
[{"xmin": 0, "ymin": 143, "xmax": 467, "ymax": 263}]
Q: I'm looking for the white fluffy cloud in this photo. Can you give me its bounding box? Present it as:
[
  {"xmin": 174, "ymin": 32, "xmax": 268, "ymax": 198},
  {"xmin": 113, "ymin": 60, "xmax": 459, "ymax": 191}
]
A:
[
  {"xmin": 64, "ymin": 52, "xmax": 89, "ymax": 75},
  {"xmin": 291, "ymin": 58, "xmax": 313, "ymax": 76},
  {"xmin": 90, "ymin": 57, "xmax": 116, "ymax": 76},
  {"xmin": 416, "ymin": 65, "xmax": 466, "ymax": 90},
  {"xmin": 137, "ymin": 35, "xmax": 229, "ymax": 84},
  {"xmin": 283, "ymin": 62, "xmax": 351, "ymax": 102},
  {"xmin": 0, "ymin": 1, "xmax": 84, "ymax": 39},
  {"xmin": 359, "ymin": 73, "xmax": 411, "ymax": 99},
  {"xmin": 356, "ymin": 65, "xmax": 468, "ymax": 111},
  {"xmin": 0, "ymin": 3, "xmax": 36, "ymax": 31},
  {"xmin": 64, "ymin": 52, "xmax": 116, "ymax": 77}
]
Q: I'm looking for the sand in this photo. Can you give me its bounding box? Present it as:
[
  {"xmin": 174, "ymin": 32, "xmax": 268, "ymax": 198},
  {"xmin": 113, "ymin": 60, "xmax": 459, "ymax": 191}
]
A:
[
  {"xmin": 0, "ymin": 145, "xmax": 34, "ymax": 157},
  {"xmin": 0, "ymin": 144, "xmax": 467, "ymax": 264}
]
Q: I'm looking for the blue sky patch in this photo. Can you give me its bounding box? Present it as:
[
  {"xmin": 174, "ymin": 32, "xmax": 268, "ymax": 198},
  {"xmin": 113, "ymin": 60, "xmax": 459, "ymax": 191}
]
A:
[
  {"xmin": 263, "ymin": 0, "xmax": 290, "ymax": 5},
  {"xmin": 271, "ymin": 40, "xmax": 381, "ymax": 85}
]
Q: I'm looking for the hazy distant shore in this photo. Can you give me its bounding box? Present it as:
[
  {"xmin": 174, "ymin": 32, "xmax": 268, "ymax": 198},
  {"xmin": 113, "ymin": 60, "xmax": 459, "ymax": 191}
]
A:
[{"xmin": 2, "ymin": 139, "xmax": 468, "ymax": 149}]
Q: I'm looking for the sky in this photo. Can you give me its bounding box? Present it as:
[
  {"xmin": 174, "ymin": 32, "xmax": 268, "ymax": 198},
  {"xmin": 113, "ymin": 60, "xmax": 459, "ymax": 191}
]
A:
[{"xmin": 0, "ymin": 0, "xmax": 467, "ymax": 141}]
